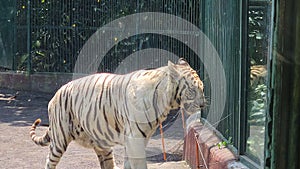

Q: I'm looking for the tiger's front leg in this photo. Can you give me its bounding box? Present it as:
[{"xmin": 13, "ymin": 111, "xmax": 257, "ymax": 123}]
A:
[{"xmin": 124, "ymin": 137, "xmax": 147, "ymax": 169}]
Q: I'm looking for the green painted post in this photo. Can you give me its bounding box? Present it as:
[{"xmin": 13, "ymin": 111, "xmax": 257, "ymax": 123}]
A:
[{"xmin": 271, "ymin": 0, "xmax": 300, "ymax": 168}]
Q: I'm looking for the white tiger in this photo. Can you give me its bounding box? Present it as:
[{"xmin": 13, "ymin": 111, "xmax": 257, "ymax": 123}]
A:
[{"xmin": 30, "ymin": 58, "xmax": 206, "ymax": 169}]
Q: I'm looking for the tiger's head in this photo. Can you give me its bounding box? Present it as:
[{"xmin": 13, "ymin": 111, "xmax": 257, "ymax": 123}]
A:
[{"xmin": 168, "ymin": 58, "xmax": 206, "ymax": 114}]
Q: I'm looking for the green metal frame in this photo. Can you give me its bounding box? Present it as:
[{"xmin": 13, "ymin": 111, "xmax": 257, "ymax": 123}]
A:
[{"xmin": 239, "ymin": 0, "xmax": 249, "ymax": 156}]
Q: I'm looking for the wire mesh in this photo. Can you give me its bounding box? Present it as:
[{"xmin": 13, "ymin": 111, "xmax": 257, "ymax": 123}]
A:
[{"xmin": 6, "ymin": 0, "xmax": 243, "ymax": 148}]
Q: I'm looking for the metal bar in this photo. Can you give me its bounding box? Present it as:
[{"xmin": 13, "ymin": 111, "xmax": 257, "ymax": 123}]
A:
[
  {"xmin": 239, "ymin": 0, "xmax": 249, "ymax": 155},
  {"xmin": 26, "ymin": 0, "xmax": 31, "ymax": 74},
  {"xmin": 159, "ymin": 122, "xmax": 167, "ymax": 161},
  {"xmin": 195, "ymin": 141, "xmax": 200, "ymax": 169},
  {"xmin": 264, "ymin": 1, "xmax": 275, "ymax": 168},
  {"xmin": 12, "ymin": 0, "xmax": 17, "ymax": 71},
  {"xmin": 195, "ymin": 133, "xmax": 208, "ymax": 169}
]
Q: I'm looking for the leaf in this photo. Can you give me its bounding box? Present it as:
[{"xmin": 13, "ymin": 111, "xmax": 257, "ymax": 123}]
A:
[
  {"xmin": 216, "ymin": 142, "xmax": 222, "ymax": 149},
  {"xmin": 228, "ymin": 136, "xmax": 233, "ymax": 144}
]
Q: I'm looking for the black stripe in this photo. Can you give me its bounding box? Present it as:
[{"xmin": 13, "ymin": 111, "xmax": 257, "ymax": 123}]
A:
[
  {"xmin": 108, "ymin": 88, "xmax": 112, "ymax": 106},
  {"xmin": 94, "ymin": 98, "xmax": 98, "ymax": 121},
  {"xmin": 174, "ymin": 86, "xmax": 179, "ymax": 100},
  {"xmin": 55, "ymin": 146, "xmax": 63, "ymax": 155},
  {"xmin": 64, "ymin": 96, "xmax": 68, "ymax": 110},
  {"xmin": 153, "ymin": 81, "xmax": 162, "ymax": 124},
  {"xmin": 59, "ymin": 93, "xmax": 64, "ymax": 109},
  {"xmin": 104, "ymin": 133, "xmax": 111, "ymax": 141},
  {"xmin": 114, "ymin": 108, "xmax": 119, "ymax": 123},
  {"xmin": 62, "ymin": 143, "xmax": 67, "ymax": 153},
  {"xmin": 126, "ymin": 114, "xmax": 133, "ymax": 135},
  {"xmin": 69, "ymin": 91, "xmax": 73, "ymax": 114},
  {"xmin": 49, "ymin": 158, "xmax": 58, "ymax": 163},
  {"xmin": 89, "ymin": 76, "xmax": 101, "ymax": 102},
  {"xmin": 118, "ymin": 76, "xmax": 125, "ymax": 100},
  {"xmin": 143, "ymin": 99, "xmax": 153, "ymax": 129},
  {"xmin": 107, "ymin": 125, "xmax": 115, "ymax": 140},
  {"xmin": 120, "ymin": 112, "xmax": 125, "ymax": 134},
  {"xmin": 136, "ymin": 122, "xmax": 147, "ymax": 138},
  {"xmin": 178, "ymin": 84, "xmax": 186, "ymax": 99},
  {"xmin": 68, "ymin": 110, "xmax": 73, "ymax": 126},
  {"xmin": 56, "ymin": 103, "xmax": 68, "ymax": 147},
  {"xmin": 105, "ymin": 150, "xmax": 112, "ymax": 157},
  {"xmin": 45, "ymin": 133, "xmax": 51, "ymax": 142},
  {"xmin": 101, "ymin": 158, "xmax": 113, "ymax": 163},
  {"xmin": 137, "ymin": 72, "xmax": 142, "ymax": 78},
  {"xmin": 150, "ymin": 71, "xmax": 161, "ymax": 80},
  {"xmin": 85, "ymin": 106, "xmax": 92, "ymax": 130},
  {"xmin": 96, "ymin": 118, "xmax": 104, "ymax": 135},
  {"xmin": 103, "ymin": 106, "xmax": 108, "ymax": 124},
  {"xmin": 114, "ymin": 108, "xmax": 121, "ymax": 134},
  {"xmin": 74, "ymin": 92, "xmax": 79, "ymax": 109},
  {"xmin": 176, "ymin": 98, "xmax": 181, "ymax": 105},
  {"xmin": 70, "ymin": 133, "xmax": 76, "ymax": 140},
  {"xmin": 82, "ymin": 78, "xmax": 89, "ymax": 98},
  {"xmin": 106, "ymin": 80, "xmax": 111, "ymax": 105},
  {"xmin": 115, "ymin": 120, "xmax": 120, "ymax": 133},
  {"xmin": 99, "ymin": 75, "xmax": 110, "ymax": 107},
  {"xmin": 84, "ymin": 76, "xmax": 95, "ymax": 99},
  {"xmin": 92, "ymin": 129, "xmax": 109, "ymax": 147},
  {"xmin": 109, "ymin": 75, "xmax": 120, "ymax": 106},
  {"xmin": 57, "ymin": 96, "xmax": 64, "ymax": 125},
  {"xmin": 79, "ymin": 99, "xmax": 84, "ymax": 117},
  {"xmin": 62, "ymin": 87, "xmax": 67, "ymax": 98},
  {"xmin": 58, "ymin": 121, "xmax": 68, "ymax": 150},
  {"xmin": 51, "ymin": 150, "xmax": 61, "ymax": 159},
  {"xmin": 107, "ymin": 75, "xmax": 118, "ymax": 106}
]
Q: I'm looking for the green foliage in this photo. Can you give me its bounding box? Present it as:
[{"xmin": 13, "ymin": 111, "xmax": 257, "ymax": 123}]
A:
[
  {"xmin": 247, "ymin": 80, "xmax": 267, "ymax": 161},
  {"xmin": 248, "ymin": 8, "xmax": 269, "ymax": 65},
  {"xmin": 246, "ymin": 5, "xmax": 271, "ymax": 162},
  {"xmin": 216, "ymin": 136, "xmax": 232, "ymax": 149},
  {"xmin": 249, "ymin": 84, "xmax": 267, "ymax": 125},
  {"xmin": 14, "ymin": 0, "xmax": 201, "ymax": 73}
]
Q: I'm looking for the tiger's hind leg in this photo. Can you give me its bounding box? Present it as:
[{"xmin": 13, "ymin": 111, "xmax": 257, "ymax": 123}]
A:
[
  {"xmin": 44, "ymin": 118, "xmax": 72, "ymax": 168},
  {"xmin": 94, "ymin": 147, "xmax": 119, "ymax": 169},
  {"xmin": 44, "ymin": 141, "xmax": 68, "ymax": 169}
]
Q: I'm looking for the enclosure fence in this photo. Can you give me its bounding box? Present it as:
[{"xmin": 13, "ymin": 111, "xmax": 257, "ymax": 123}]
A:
[{"xmin": 0, "ymin": 1, "xmax": 272, "ymax": 167}]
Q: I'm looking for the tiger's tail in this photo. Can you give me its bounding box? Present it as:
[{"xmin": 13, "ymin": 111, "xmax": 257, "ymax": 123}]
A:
[{"xmin": 30, "ymin": 118, "xmax": 50, "ymax": 146}]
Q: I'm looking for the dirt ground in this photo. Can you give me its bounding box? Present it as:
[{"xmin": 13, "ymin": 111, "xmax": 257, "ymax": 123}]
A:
[{"xmin": 0, "ymin": 88, "xmax": 189, "ymax": 169}]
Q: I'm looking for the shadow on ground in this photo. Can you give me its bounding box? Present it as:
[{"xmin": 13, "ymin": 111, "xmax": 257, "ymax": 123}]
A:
[{"xmin": 0, "ymin": 88, "xmax": 52, "ymax": 126}]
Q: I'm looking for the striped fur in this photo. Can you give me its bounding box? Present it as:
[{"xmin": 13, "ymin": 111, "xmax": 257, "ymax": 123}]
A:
[
  {"xmin": 250, "ymin": 65, "xmax": 267, "ymax": 86},
  {"xmin": 30, "ymin": 58, "xmax": 205, "ymax": 169}
]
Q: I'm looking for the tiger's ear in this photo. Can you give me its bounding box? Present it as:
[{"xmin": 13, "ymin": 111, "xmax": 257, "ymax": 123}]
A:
[
  {"xmin": 168, "ymin": 60, "xmax": 181, "ymax": 79},
  {"xmin": 177, "ymin": 58, "xmax": 190, "ymax": 66}
]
